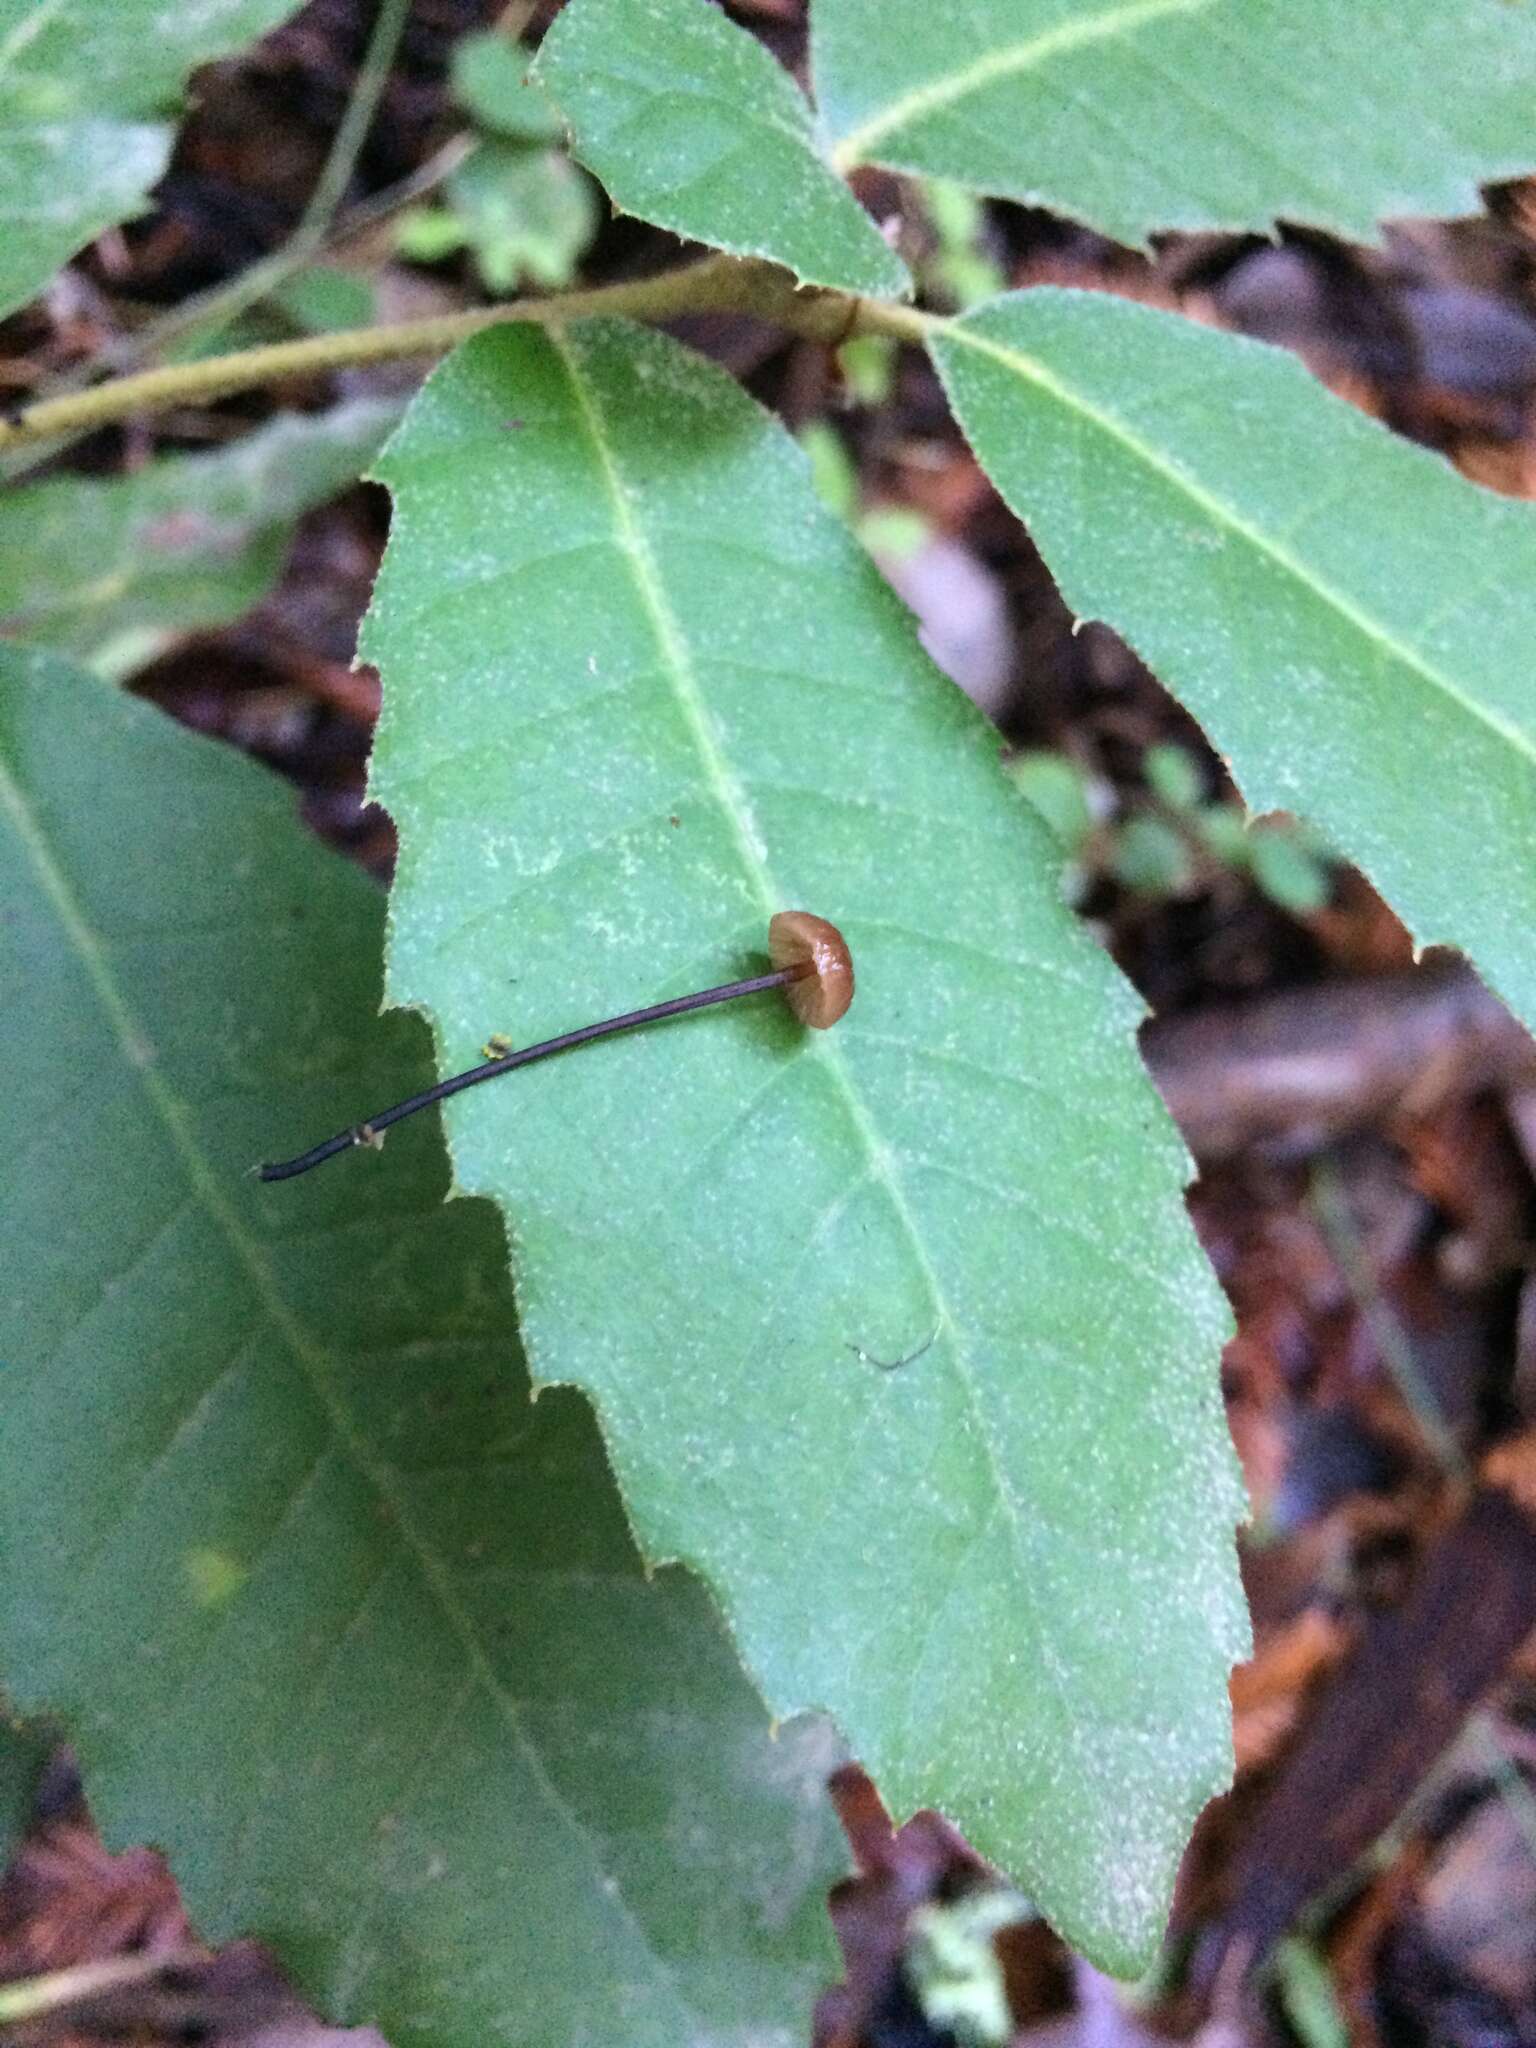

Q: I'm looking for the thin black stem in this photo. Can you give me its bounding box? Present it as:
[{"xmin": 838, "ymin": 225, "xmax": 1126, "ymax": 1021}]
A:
[{"xmin": 258, "ymin": 965, "xmax": 803, "ymax": 1183}]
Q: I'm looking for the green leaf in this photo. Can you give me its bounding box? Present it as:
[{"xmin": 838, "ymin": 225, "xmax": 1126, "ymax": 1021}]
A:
[
  {"xmin": 1274, "ymin": 1938, "xmax": 1350, "ymax": 2048},
  {"xmin": 452, "ymin": 28, "xmax": 563, "ymax": 142},
  {"xmin": 0, "ymin": 0, "xmax": 305, "ymax": 321},
  {"xmin": 1142, "ymin": 744, "xmax": 1204, "ymax": 815},
  {"xmin": 929, "ymin": 290, "xmax": 1536, "ymax": 1031},
  {"xmin": 1246, "ymin": 821, "xmax": 1332, "ymax": 915},
  {"xmin": 815, "ymin": 0, "xmax": 1536, "ymax": 247},
  {"xmin": 857, "ymin": 503, "xmax": 928, "ymax": 558},
  {"xmin": 1112, "ymin": 815, "xmax": 1193, "ymax": 897},
  {"xmin": 799, "ymin": 419, "xmax": 859, "ymax": 521},
  {"xmin": 0, "ymin": 643, "xmax": 843, "ymax": 2048},
  {"xmin": 533, "ymin": 0, "xmax": 910, "ymax": 297},
  {"xmin": 907, "ymin": 1887, "xmax": 1036, "ymax": 2047},
  {"xmin": 396, "ymin": 205, "xmax": 471, "ymax": 264},
  {"xmin": 837, "ymin": 333, "xmax": 897, "ymax": 407},
  {"xmin": 270, "ymin": 265, "xmax": 377, "ymax": 333},
  {"xmin": 0, "ymin": 398, "xmax": 401, "ymax": 674},
  {"xmin": 1007, "ymin": 751, "xmax": 1095, "ymax": 852},
  {"xmin": 1194, "ymin": 802, "xmax": 1249, "ymax": 866},
  {"xmin": 445, "ymin": 140, "xmax": 600, "ymax": 293},
  {"xmin": 360, "ymin": 319, "xmax": 1249, "ymax": 1975},
  {"xmin": 918, "ymin": 180, "xmax": 1006, "ymax": 313},
  {"xmin": 398, "ymin": 144, "xmax": 601, "ymax": 294}
]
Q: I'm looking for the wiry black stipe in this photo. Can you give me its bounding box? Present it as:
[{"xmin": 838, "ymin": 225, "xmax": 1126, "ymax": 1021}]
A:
[{"xmin": 257, "ymin": 966, "xmax": 802, "ymax": 1183}]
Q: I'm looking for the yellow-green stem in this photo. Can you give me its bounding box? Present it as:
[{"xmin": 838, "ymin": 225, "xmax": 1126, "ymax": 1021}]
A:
[
  {"xmin": 0, "ymin": 1946, "xmax": 211, "ymax": 2025},
  {"xmin": 0, "ymin": 257, "xmax": 937, "ymax": 453}
]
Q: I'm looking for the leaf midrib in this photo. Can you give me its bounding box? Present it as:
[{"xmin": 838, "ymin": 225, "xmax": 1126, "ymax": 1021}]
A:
[
  {"xmin": 827, "ymin": 0, "xmax": 1213, "ymax": 169},
  {"xmin": 0, "ymin": 732, "xmax": 699, "ymax": 2029},
  {"xmin": 937, "ymin": 312, "xmax": 1536, "ymax": 772}
]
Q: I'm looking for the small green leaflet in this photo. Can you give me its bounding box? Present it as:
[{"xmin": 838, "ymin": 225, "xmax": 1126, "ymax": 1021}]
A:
[{"xmin": 362, "ymin": 317, "xmax": 1248, "ymax": 1975}]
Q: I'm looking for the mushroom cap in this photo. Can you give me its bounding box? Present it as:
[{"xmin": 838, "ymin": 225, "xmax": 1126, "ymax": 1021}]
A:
[{"xmin": 768, "ymin": 911, "xmax": 854, "ymax": 1029}]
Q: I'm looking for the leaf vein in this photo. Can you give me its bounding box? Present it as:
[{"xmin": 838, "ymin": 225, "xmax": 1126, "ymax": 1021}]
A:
[{"xmin": 829, "ymin": 0, "xmax": 1213, "ymax": 168}]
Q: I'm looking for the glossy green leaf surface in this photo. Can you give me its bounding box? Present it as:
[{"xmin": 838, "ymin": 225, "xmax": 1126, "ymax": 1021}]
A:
[
  {"xmin": 361, "ymin": 320, "xmax": 1249, "ymax": 1974},
  {"xmin": 534, "ymin": 0, "xmax": 909, "ymax": 297},
  {"xmin": 815, "ymin": 0, "xmax": 1536, "ymax": 247},
  {"xmin": 0, "ymin": 645, "xmax": 842, "ymax": 2048},
  {"xmin": 0, "ymin": 398, "xmax": 401, "ymax": 673},
  {"xmin": 929, "ymin": 289, "xmax": 1536, "ymax": 1033},
  {"xmin": 0, "ymin": 0, "xmax": 304, "ymax": 321}
]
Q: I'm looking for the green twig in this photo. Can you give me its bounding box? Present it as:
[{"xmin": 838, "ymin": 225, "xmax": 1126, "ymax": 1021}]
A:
[
  {"xmin": 0, "ymin": 258, "xmax": 934, "ymax": 452},
  {"xmin": 297, "ymin": 0, "xmax": 415, "ymax": 249},
  {"xmin": 0, "ymin": 1946, "xmax": 210, "ymax": 2025}
]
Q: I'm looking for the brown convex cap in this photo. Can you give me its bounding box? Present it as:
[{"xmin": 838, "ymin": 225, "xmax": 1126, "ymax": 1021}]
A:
[{"xmin": 768, "ymin": 911, "xmax": 855, "ymax": 1029}]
